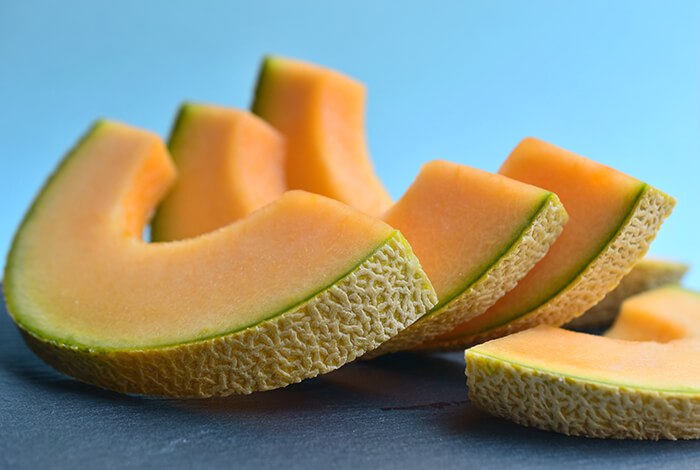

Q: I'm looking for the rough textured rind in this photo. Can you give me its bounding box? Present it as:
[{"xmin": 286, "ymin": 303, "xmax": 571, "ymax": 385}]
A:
[
  {"xmin": 16, "ymin": 232, "xmax": 437, "ymax": 398},
  {"xmin": 426, "ymin": 185, "xmax": 676, "ymax": 350},
  {"xmin": 368, "ymin": 194, "xmax": 567, "ymax": 357},
  {"xmin": 565, "ymin": 259, "xmax": 688, "ymax": 330},
  {"xmin": 465, "ymin": 351, "xmax": 700, "ymax": 440}
]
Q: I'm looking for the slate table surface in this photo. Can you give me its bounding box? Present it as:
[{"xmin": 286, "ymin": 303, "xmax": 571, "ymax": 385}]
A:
[{"xmin": 2, "ymin": 297, "xmax": 700, "ymax": 469}]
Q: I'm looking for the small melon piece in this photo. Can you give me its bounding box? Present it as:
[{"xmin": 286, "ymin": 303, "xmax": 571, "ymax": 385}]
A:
[
  {"xmin": 428, "ymin": 137, "xmax": 676, "ymax": 348},
  {"xmin": 605, "ymin": 286, "xmax": 700, "ymax": 342},
  {"xmin": 366, "ymin": 160, "xmax": 568, "ymax": 355},
  {"xmin": 465, "ymin": 326, "xmax": 700, "ymax": 440},
  {"xmin": 465, "ymin": 287, "xmax": 700, "ymax": 440},
  {"xmin": 3, "ymin": 121, "xmax": 437, "ymax": 397},
  {"xmin": 252, "ymin": 56, "xmax": 393, "ymax": 217},
  {"xmin": 566, "ymin": 258, "xmax": 689, "ymax": 330},
  {"xmin": 151, "ymin": 103, "xmax": 286, "ymax": 241}
]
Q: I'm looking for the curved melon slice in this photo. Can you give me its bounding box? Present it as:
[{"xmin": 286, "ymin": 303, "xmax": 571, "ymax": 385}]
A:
[
  {"xmin": 151, "ymin": 103, "xmax": 286, "ymax": 241},
  {"xmin": 566, "ymin": 258, "xmax": 688, "ymax": 330},
  {"xmin": 252, "ymin": 55, "xmax": 393, "ymax": 217},
  {"xmin": 605, "ymin": 286, "xmax": 700, "ymax": 342},
  {"xmin": 3, "ymin": 121, "xmax": 437, "ymax": 397},
  {"xmin": 366, "ymin": 161, "xmax": 568, "ymax": 355},
  {"xmin": 428, "ymin": 137, "xmax": 676, "ymax": 348},
  {"xmin": 465, "ymin": 287, "xmax": 700, "ymax": 440}
]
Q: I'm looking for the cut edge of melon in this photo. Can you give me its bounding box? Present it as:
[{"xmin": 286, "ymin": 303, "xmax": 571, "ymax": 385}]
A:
[
  {"xmin": 13, "ymin": 230, "xmax": 437, "ymax": 397},
  {"xmin": 465, "ymin": 347, "xmax": 700, "ymax": 440},
  {"xmin": 368, "ymin": 192, "xmax": 567, "ymax": 356},
  {"xmin": 428, "ymin": 184, "xmax": 676, "ymax": 350}
]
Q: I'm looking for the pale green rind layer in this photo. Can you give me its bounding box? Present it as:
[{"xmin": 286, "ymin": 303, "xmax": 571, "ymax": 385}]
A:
[
  {"xmin": 466, "ymin": 350, "xmax": 700, "ymax": 440},
  {"xmin": 369, "ymin": 193, "xmax": 567, "ymax": 356},
  {"xmin": 15, "ymin": 231, "xmax": 437, "ymax": 397}
]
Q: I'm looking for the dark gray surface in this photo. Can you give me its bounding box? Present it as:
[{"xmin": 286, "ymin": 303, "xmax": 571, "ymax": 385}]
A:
[{"xmin": 2, "ymin": 300, "xmax": 700, "ymax": 470}]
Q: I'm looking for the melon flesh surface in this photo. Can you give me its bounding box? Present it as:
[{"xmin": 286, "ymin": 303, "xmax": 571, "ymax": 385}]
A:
[
  {"xmin": 3, "ymin": 121, "xmax": 437, "ymax": 397},
  {"xmin": 465, "ymin": 287, "xmax": 700, "ymax": 440},
  {"xmin": 252, "ymin": 56, "xmax": 393, "ymax": 217},
  {"xmin": 152, "ymin": 104, "xmax": 286, "ymax": 241},
  {"xmin": 430, "ymin": 137, "xmax": 676, "ymax": 348},
  {"xmin": 566, "ymin": 258, "xmax": 688, "ymax": 330}
]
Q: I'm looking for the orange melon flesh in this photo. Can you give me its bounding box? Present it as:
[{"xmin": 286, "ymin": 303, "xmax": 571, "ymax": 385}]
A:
[
  {"xmin": 252, "ymin": 56, "xmax": 393, "ymax": 217},
  {"xmin": 435, "ymin": 137, "xmax": 654, "ymax": 341},
  {"xmin": 606, "ymin": 286, "xmax": 700, "ymax": 342},
  {"xmin": 469, "ymin": 326, "xmax": 700, "ymax": 393},
  {"xmin": 382, "ymin": 160, "xmax": 556, "ymax": 307},
  {"xmin": 4, "ymin": 121, "xmax": 397, "ymax": 349},
  {"xmin": 151, "ymin": 104, "xmax": 286, "ymax": 241}
]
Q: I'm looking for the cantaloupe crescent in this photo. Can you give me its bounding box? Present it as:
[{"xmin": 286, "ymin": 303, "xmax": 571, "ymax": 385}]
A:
[
  {"xmin": 3, "ymin": 121, "xmax": 437, "ymax": 397},
  {"xmin": 465, "ymin": 286, "xmax": 700, "ymax": 440}
]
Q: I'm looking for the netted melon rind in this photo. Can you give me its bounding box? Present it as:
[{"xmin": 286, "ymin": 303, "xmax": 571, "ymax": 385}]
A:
[
  {"xmin": 18, "ymin": 231, "xmax": 437, "ymax": 397},
  {"xmin": 465, "ymin": 350, "xmax": 700, "ymax": 440}
]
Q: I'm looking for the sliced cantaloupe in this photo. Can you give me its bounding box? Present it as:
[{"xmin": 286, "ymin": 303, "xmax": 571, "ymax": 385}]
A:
[
  {"xmin": 151, "ymin": 103, "xmax": 286, "ymax": 241},
  {"xmin": 465, "ymin": 287, "xmax": 700, "ymax": 440},
  {"xmin": 366, "ymin": 160, "xmax": 568, "ymax": 355},
  {"xmin": 566, "ymin": 258, "xmax": 689, "ymax": 330},
  {"xmin": 151, "ymin": 108, "xmax": 569, "ymax": 354},
  {"xmin": 252, "ymin": 55, "xmax": 393, "ymax": 217},
  {"xmin": 605, "ymin": 285, "xmax": 700, "ymax": 342},
  {"xmin": 426, "ymin": 137, "xmax": 676, "ymax": 349},
  {"xmin": 2, "ymin": 120, "xmax": 437, "ymax": 397}
]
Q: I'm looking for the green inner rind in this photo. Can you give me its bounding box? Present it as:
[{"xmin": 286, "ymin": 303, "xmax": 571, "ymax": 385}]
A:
[
  {"xmin": 446, "ymin": 183, "xmax": 648, "ymax": 339},
  {"xmin": 250, "ymin": 55, "xmax": 278, "ymax": 117},
  {"xmin": 429, "ymin": 191, "xmax": 555, "ymax": 314},
  {"xmin": 8, "ymin": 225, "xmax": 400, "ymax": 352},
  {"xmin": 467, "ymin": 350, "xmax": 700, "ymax": 394}
]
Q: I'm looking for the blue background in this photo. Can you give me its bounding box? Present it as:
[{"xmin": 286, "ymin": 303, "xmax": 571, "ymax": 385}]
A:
[{"xmin": 1, "ymin": 1, "xmax": 698, "ymax": 288}]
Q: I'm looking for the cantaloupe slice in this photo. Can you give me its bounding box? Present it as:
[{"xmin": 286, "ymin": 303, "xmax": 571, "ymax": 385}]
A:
[
  {"xmin": 425, "ymin": 137, "xmax": 676, "ymax": 349},
  {"xmin": 366, "ymin": 160, "xmax": 568, "ymax": 355},
  {"xmin": 252, "ymin": 55, "xmax": 393, "ymax": 217},
  {"xmin": 465, "ymin": 287, "xmax": 700, "ymax": 440},
  {"xmin": 566, "ymin": 258, "xmax": 688, "ymax": 330},
  {"xmin": 2, "ymin": 120, "xmax": 437, "ymax": 397},
  {"xmin": 152, "ymin": 109, "xmax": 569, "ymax": 354},
  {"xmin": 151, "ymin": 104, "xmax": 286, "ymax": 241},
  {"xmin": 605, "ymin": 285, "xmax": 700, "ymax": 342}
]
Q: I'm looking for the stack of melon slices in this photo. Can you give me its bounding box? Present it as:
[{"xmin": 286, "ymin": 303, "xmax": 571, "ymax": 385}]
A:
[{"xmin": 3, "ymin": 56, "xmax": 694, "ymax": 440}]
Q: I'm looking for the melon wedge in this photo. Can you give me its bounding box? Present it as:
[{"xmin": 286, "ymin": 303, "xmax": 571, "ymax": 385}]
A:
[
  {"xmin": 605, "ymin": 286, "xmax": 700, "ymax": 342},
  {"xmin": 252, "ymin": 55, "xmax": 393, "ymax": 217},
  {"xmin": 151, "ymin": 103, "xmax": 286, "ymax": 241},
  {"xmin": 2, "ymin": 121, "xmax": 437, "ymax": 397},
  {"xmin": 366, "ymin": 161, "xmax": 568, "ymax": 355},
  {"xmin": 427, "ymin": 137, "xmax": 676, "ymax": 349},
  {"xmin": 566, "ymin": 258, "xmax": 688, "ymax": 330},
  {"xmin": 465, "ymin": 287, "xmax": 700, "ymax": 440}
]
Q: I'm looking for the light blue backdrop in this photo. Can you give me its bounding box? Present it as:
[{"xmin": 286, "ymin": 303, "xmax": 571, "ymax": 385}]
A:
[{"xmin": 1, "ymin": 1, "xmax": 698, "ymax": 288}]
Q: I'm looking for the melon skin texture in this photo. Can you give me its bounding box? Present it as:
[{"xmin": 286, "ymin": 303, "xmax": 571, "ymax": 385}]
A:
[
  {"xmin": 465, "ymin": 287, "xmax": 700, "ymax": 440},
  {"xmin": 3, "ymin": 121, "xmax": 437, "ymax": 397},
  {"xmin": 565, "ymin": 258, "xmax": 688, "ymax": 330},
  {"xmin": 425, "ymin": 138, "xmax": 676, "ymax": 349}
]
